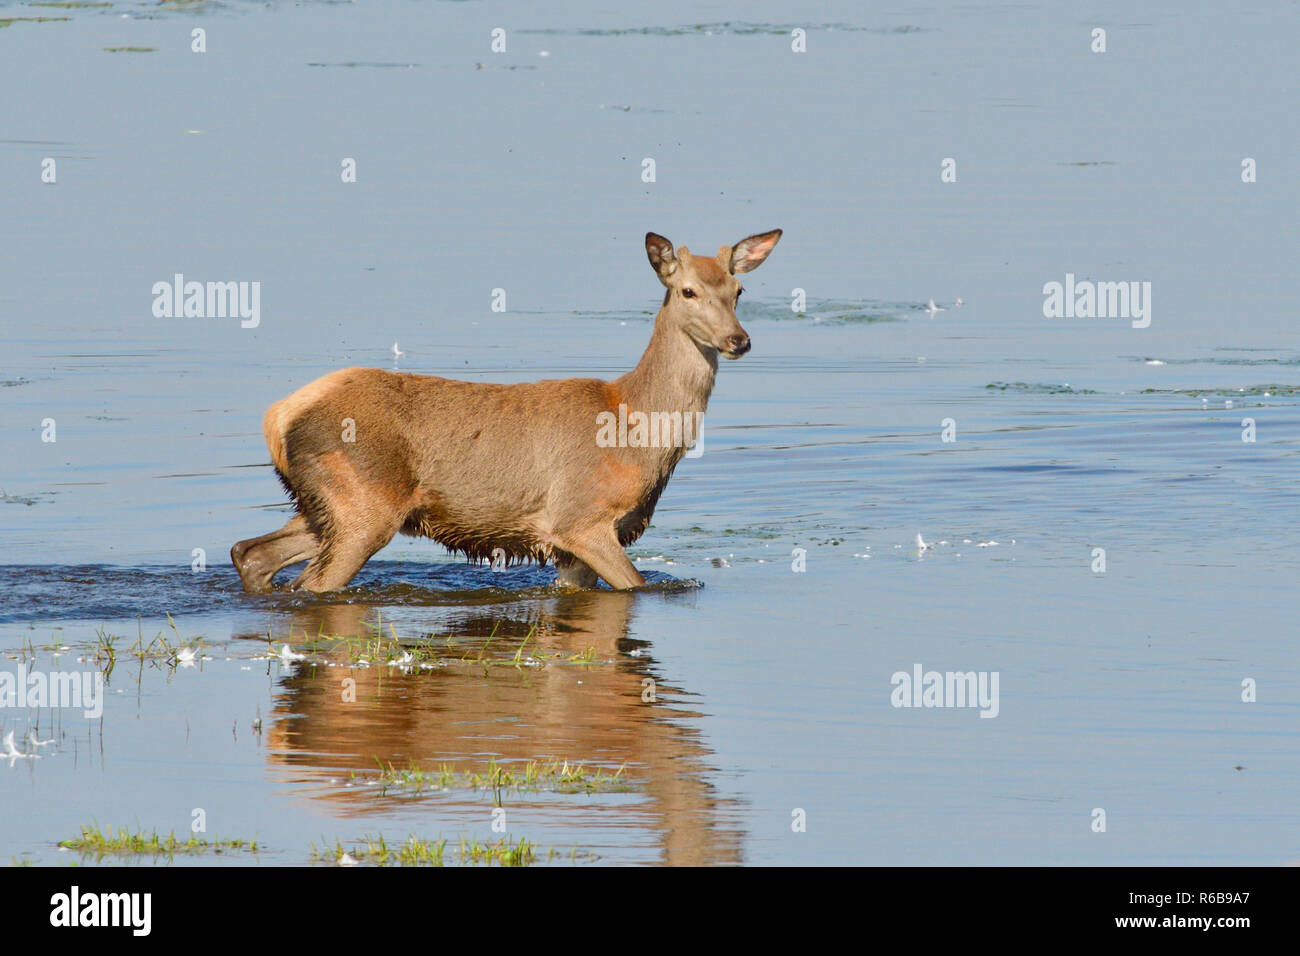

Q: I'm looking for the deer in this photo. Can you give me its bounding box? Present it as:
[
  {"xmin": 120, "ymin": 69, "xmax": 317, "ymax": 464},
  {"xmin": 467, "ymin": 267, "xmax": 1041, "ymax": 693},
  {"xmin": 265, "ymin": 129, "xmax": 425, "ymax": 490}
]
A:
[{"xmin": 230, "ymin": 228, "xmax": 782, "ymax": 593}]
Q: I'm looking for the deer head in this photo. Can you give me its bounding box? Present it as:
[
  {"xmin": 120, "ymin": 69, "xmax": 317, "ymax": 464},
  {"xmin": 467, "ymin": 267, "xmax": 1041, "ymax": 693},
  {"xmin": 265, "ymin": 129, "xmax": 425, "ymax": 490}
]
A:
[{"xmin": 645, "ymin": 229, "xmax": 782, "ymax": 360}]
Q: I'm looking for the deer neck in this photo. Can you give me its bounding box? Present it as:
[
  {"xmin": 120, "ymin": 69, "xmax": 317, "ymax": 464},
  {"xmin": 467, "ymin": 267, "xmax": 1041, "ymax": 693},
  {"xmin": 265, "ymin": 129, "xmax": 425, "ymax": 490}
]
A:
[{"xmin": 618, "ymin": 309, "xmax": 718, "ymax": 419}]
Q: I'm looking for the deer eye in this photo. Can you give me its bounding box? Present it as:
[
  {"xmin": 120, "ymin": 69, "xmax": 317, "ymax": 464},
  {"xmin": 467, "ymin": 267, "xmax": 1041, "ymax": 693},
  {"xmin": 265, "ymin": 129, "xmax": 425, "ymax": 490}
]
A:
[{"xmin": 682, "ymin": 288, "xmax": 696, "ymax": 298}]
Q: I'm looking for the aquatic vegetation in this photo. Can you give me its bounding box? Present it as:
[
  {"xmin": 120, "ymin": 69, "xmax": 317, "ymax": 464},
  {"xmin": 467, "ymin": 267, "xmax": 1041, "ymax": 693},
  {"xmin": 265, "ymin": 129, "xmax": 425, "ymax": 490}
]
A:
[
  {"xmin": 361, "ymin": 757, "xmax": 634, "ymax": 796},
  {"xmin": 739, "ymin": 297, "xmax": 906, "ymax": 324},
  {"xmin": 268, "ymin": 620, "xmax": 603, "ymax": 671},
  {"xmin": 311, "ymin": 835, "xmax": 539, "ymax": 867},
  {"xmin": 59, "ymin": 824, "xmax": 258, "ymax": 859},
  {"xmin": 89, "ymin": 616, "xmax": 205, "ymax": 675},
  {"xmin": 6, "ymin": 614, "xmax": 603, "ymax": 676},
  {"xmin": 0, "ymin": 490, "xmax": 43, "ymax": 506},
  {"xmin": 520, "ymin": 21, "xmax": 926, "ymax": 37},
  {"xmin": 306, "ymin": 61, "xmax": 421, "ymax": 69},
  {"xmin": 984, "ymin": 381, "xmax": 1099, "ymax": 395},
  {"xmin": 0, "ymin": 17, "xmax": 72, "ymax": 27},
  {"xmin": 1140, "ymin": 384, "xmax": 1300, "ymax": 397},
  {"xmin": 684, "ymin": 523, "xmax": 782, "ymax": 539},
  {"xmin": 1133, "ymin": 355, "xmax": 1300, "ymax": 367},
  {"xmin": 459, "ymin": 837, "xmax": 536, "ymax": 867}
]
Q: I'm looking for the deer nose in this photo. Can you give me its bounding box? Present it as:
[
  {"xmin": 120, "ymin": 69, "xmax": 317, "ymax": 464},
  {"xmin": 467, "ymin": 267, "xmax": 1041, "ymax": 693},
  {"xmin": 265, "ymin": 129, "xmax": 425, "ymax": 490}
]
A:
[{"xmin": 725, "ymin": 333, "xmax": 751, "ymax": 356}]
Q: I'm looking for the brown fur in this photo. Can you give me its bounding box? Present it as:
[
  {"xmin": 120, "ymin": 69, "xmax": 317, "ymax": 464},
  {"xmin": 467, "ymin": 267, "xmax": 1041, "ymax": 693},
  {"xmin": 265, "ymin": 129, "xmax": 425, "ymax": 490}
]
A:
[{"xmin": 231, "ymin": 229, "xmax": 782, "ymax": 593}]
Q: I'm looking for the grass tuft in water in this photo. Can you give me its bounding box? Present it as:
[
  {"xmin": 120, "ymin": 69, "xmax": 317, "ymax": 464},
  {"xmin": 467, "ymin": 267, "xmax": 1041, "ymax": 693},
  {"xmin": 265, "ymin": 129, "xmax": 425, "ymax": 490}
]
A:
[
  {"xmin": 275, "ymin": 620, "xmax": 602, "ymax": 671},
  {"xmin": 89, "ymin": 616, "xmax": 204, "ymax": 676},
  {"xmin": 361, "ymin": 757, "xmax": 633, "ymax": 796},
  {"xmin": 59, "ymin": 824, "xmax": 258, "ymax": 858},
  {"xmin": 311, "ymin": 834, "xmax": 538, "ymax": 867}
]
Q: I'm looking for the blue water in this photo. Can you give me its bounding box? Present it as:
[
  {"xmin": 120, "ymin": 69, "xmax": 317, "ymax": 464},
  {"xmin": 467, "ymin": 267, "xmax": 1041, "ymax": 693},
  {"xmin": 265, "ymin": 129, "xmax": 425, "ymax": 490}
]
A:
[{"xmin": 1, "ymin": 0, "xmax": 1297, "ymax": 865}]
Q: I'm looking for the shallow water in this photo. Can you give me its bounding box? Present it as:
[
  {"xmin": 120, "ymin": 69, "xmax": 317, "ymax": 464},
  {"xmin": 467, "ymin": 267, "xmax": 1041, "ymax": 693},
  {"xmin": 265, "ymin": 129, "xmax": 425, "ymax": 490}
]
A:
[{"xmin": 1, "ymin": 0, "xmax": 1298, "ymax": 865}]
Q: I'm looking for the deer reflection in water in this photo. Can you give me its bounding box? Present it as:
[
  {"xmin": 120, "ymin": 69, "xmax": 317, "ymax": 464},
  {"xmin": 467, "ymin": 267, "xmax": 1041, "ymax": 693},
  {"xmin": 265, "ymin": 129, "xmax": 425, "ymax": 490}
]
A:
[{"xmin": 243, "ymin": 586, "xmax": 743, "ymax": 865}]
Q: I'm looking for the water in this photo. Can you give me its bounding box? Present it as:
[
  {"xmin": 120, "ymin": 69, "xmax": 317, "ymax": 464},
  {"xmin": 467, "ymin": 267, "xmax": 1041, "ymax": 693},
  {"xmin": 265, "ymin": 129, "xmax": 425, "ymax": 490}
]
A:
[{"xmin": 1, "ymin": 0, "xmax": 1298, "ymax": 865}]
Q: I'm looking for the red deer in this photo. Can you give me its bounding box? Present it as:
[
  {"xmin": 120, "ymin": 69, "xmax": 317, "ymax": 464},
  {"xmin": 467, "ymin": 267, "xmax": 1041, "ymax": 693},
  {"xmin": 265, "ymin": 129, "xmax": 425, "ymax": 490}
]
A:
[{"xmin": 231, "ymin": 229, "xmax": 782, "ymax": 592}]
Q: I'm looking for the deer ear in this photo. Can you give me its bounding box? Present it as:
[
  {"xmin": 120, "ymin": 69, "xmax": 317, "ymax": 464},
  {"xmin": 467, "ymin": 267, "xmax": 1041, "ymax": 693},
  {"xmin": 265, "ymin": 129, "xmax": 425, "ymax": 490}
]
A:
[
  {"xmin": 729, "ymin": 229, "xmax": 782, "ymax": 274},
  {"xmin": 645, "ymin": 233, "xmax": 678, "ymax": 282}
]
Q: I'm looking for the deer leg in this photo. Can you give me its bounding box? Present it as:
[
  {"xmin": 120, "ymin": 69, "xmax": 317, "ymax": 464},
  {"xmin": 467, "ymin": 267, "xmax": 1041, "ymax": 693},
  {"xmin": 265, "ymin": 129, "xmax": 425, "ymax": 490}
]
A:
[
  {"xmin": 289, "ymin": 518, "xmax": 400, "ymax": 593},
  {"xmin": 232, "ymin": 515, "xmax": 319, "ymax": 594},
  {"xmin": 555, "ymin": 552, "xmax": 600, "ymax": 589},
  {"xmin": 558, "ymin": 528, "xmax": 646, "ymax": 591}
]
